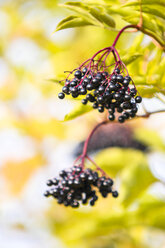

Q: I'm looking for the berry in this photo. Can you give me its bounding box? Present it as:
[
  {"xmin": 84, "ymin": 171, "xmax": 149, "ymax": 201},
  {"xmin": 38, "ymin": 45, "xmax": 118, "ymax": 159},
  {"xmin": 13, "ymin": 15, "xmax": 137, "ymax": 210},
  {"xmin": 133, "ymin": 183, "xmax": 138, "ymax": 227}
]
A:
[
  {"xmin": 44, "ymin": 166, "xmax": 118, "ymax": 208},
  {"xmin": 108, "ymin": 114, "xmax": 115, "ymax": 121},
  {"xmin": 57, "ymin": 55, "xmax": 142, "ymax": 123},
  {"xmin": 80, "ymin": 88, "xmax": 87, "ymax": 95},
  {"xmin": 118, "ymin": 116, "xmax": 125, "ymax": 123},
  {"xmin": 93, "ymin": 102, "xmax": 98, "ymax": 109},
  {"xmin": 98, "ymin": 106, "xmax": 104, "ymax": 113},
  {"xmin": 86, "ymin": 84, "xmax": 93, "ymax": 91},
  {"xmin": 135, "ymin": 96, "xmax": 142, "ymax": 103},
  {"xmin": 58, "ymin": 92, "xmax": 65, "ymax": 99},
  {"xmin": 114, "ymin": 68, "xmax": 120, "ymax": 74},
  {"xmin": 112, "ymin": 191, "xmax": 119, "ymax": 198},
  {"xmin": 82, "ymin": 99, "xmax": 88, "ymax": 105},
  {"xmin": 62, "ymin": 86, "xmax": 69, "ymax": 94},
  {"xmin": 74, "ymin": 70, "xmax": 82, "ymax": 79}
]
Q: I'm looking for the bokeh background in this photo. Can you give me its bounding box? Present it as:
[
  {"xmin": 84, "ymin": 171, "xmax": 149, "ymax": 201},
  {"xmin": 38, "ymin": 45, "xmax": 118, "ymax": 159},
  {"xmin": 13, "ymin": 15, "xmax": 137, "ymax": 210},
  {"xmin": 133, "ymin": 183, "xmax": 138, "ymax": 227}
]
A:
[{"xmin": 0, "ymin": 0, "xmax": 165, "ymax": 248}]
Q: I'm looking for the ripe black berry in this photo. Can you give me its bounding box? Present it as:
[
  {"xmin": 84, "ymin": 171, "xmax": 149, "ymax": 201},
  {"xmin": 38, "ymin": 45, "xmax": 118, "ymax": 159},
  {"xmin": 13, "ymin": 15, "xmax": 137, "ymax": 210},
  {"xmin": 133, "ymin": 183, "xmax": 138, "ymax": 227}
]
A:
[
  {"xmin": 108, "ymin": 114, "xmax": 115, "ymax": 121},
  {"xmin": 98, "ymin": 106, "xmax": 104, "ymax": 113},
  {"xmin": 57, "ymin": 48, "xmax": 142, "ymax": 123},
  {"xmin": 82, "ymin": 99, "xmax": 88, "ymax": 105},
  {"xmin": 74, "ymin": 70, "xmax": 82, "ymax": 79},
  {"xmin": 135, "ymin": 96, "xmax": 142, "ymax": 103},
  {"xmin": 118, "ymin": 115, "xmax": 125, "ymax": 123},
  {"xmin": 44, "ymin": 165, "xmax": 118, "ymax": 208},
  {"xmin": 58, "ymin": 92, "xmax": 65, "ymax": 99}
]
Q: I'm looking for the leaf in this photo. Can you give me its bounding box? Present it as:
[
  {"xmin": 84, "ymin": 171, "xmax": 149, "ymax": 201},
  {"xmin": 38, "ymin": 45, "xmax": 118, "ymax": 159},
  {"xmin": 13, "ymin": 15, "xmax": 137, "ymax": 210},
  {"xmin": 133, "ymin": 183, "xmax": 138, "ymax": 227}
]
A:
[
  {"xmin": 88, "ymin": 7, "xmax": 115, "ymax": 28},
  {"xmin": 64, "ymin": 103, "xmax": 93, "ymax": 121},
  {"xmin": 122, "ymin": 52, "xmax": 142, "ymax": 65},
  {"xmin": 95, "ymin": 148, "xmax": 147, "ymax": 177},
  {"xmin": 55, "ymin": 15, "xmax": 93, "ymax": 32},
  {"xmin": 124, "ymin": 0, "xmax": 165, "ymax": 8},
  {"xmin": 134, "ymin": 128, "xmax": 165, "ymax": 151},
  {"xmin": 59, "ymin": 2, "xmax": 115, "ymax": 29},
  {"xmin": 120, "ymin": 159, "xmax": 156, "ymax": 207},
  {"xmin": 123, "ymin": 14, "xmax": 165, "ymax": 47},
  {"xmin": 48, "ymin": 78, "xmax": 65, "ymax": 86},
  {"xmin": 59, "ymin": 2, "xmax": 102, "ymax": 26},
  {"xmin": 99, "ymin": 13, "xmax": 116, "ymax": 28}
]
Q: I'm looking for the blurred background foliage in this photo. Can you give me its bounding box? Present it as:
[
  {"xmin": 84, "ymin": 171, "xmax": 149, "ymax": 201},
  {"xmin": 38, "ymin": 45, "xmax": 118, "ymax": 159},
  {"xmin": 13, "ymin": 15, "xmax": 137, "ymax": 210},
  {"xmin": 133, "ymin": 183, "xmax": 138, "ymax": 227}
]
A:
[{"xmin": 0, "ymin": 0, "xmax": 165, "ymax": 248}]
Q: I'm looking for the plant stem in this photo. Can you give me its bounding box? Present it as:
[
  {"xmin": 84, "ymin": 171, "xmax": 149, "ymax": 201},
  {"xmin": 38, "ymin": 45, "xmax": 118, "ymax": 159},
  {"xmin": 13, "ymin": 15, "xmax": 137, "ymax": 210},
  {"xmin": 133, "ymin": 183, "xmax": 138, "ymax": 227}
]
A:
[
  {"xmin": 112, "ymin": 24, "xmax": 140, "ymax": 47},
  {"xmin": 81, "ymin": 121, "xmax": 108, "ymax": 166}
]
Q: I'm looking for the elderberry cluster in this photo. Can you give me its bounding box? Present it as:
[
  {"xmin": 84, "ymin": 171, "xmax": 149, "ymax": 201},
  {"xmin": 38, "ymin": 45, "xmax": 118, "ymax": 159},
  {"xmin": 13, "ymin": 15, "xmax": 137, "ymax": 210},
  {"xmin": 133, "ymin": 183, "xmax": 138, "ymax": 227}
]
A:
[
  {"xmin": 58, "ymin": 67, "xmax": 142, "ymax": 123},
  {"xmin": 44, "ymin": 166, "xmax": 118, "ymax": 208}
]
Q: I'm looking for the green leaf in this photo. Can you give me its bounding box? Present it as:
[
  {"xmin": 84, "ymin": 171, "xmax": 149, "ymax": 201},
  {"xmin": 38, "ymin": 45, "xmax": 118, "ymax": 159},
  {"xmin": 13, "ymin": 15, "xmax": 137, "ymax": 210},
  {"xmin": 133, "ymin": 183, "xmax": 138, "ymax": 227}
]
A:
[
  {"xmin": 64, "ymin": 103, "xmax": 93, "ymax": 121},
  {"xmin": 120, "ymin": 160, "xmax": 156, "ymax": 207},
  {"xmin": 55, "ymin": 15, "xmax": 93, "ymax": 31},
  {"xmin": 95, "ymin": 148, "xmax": 147, "ymax": 177},
  {"xmin": 60, "ymin": 2, "xmax": 102, "ymax": 26},
  {"xmin": 122, "ymin": 52, "xmax": 142, "ymax": 65},
  {"xmin": 134, "ymin": 128, "xmax": 165, "ymax": 151},
  {"xmin": 88, "ymin": 7, "xmax": 115, "ymax": 28},
  {"xmin": 124, "ymin": 0, "xmax": 165, "ymax": 8},
  {"xmin": 123, "ymin": 14, "xmax": 165, "ymax": 47},
  {"xmin": 59, "ymin": 2, "xmax": 115, "ymax": 29},
  {"xmin": 99, "ymin": 13, "xmax": 116, "ymax": 28},
  {"xmin": 47, "ymin": 78, "xmax": 65, "ymax": 86}
]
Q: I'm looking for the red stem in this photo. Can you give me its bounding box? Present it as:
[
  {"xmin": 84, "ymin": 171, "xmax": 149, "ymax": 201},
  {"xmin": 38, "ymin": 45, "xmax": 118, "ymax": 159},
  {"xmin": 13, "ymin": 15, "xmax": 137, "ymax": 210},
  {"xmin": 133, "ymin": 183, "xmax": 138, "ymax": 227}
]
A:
[
  {"xmin": 112, "ymin": 24, "xmax": 140, "ymax": 47},
  {"xmin": 81, "ymin": 121, "xmax": 108, "ymax": 167}
]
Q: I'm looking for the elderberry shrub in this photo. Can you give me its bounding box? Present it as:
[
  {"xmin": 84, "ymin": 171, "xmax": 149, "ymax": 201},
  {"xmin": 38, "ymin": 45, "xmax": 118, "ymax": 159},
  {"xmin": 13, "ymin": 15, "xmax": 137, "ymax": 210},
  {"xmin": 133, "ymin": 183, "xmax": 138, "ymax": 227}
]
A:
[
  {"xmin": 58, "ymin": 67, "xmax": 142, "ymax": 123},
  {"xmin": 44, "ymin": 166, "xmax": 118, "ymax": 208}
]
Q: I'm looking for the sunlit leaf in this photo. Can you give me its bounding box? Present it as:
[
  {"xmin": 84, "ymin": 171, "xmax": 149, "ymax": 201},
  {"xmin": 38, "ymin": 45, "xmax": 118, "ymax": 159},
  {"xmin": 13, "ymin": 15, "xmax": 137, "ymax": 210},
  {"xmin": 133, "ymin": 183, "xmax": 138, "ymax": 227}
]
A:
[
  {"xmin": 64, "ymin": 103, "xmax": 93, "ymax": 121},
  {"xmin": 120, "ymin": 160, "xmax": 156, "ymax": 207},
  {"xmin": 122, "ymin": 52, "xmax": 142, "ymax": 65},
  {"xmin": 55, "ymin": 15, "xmax": 93, "ymax": 32}
]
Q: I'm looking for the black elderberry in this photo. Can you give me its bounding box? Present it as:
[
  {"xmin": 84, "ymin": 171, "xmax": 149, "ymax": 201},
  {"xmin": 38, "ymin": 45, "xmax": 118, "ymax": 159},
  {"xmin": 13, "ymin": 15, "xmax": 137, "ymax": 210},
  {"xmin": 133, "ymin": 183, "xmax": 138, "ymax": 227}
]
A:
[
  {"xmin": 86, "ymin": 94, "xmax": 95, "ymax": 102},
  {"xmin": 72, "ymin": 92, "xmax": 79, "ymax": 98},
  {"xmin": 57, "ymin": 50, "xmax": 142, "ymax": 123},
  {"xmin": 114, "ymin": 68, "xmax": 120, "ymax": 74},
  {"xmin": 46, "ymin": 179, "xmax": 53, "ymax": 186},
  {"xmin": 116, "ymin": 75, "xmax": 123, "ymax": 83},
  {"xmin": 93, "ymin": 102, "xmax": 98, "ymax": 109},
  {"xmin": 109, "ymin": 84, "xmax": 117, "ymax": 91},
  {"xmin": 135, "ymin": 96, "xmax": 142, "ymax": 103},
  {"xmin": 97, "ymin": 96, "xmax": 104, "ymax": 104},
  {"xmin": 70, "ymin": 81, "xmax": 77, "ymax": 87},
  {"xmin": 122, "ymin": 79, "xmax": 129, "ymax": 87},
  {"xmin": 80, "ymin": 88, "xmax": 87, "ymax": 95},
  {"xmin": 124, "ymin": 94, "xmax": 131, "ymax": 101},
  {"xmin": 112, "ymin": 191, "xmax": 119, "ymax": 198},
  {"xmin": 111, "ymin": 74, "xmax": 117, "ymax": 82},
  {"xmin": 82, "ymin": 99, "xmax": 88, "ymax": 105},
  {"xmin": 92, "ymin": 78, "xmax": 99, "ymax": 87},
  {"xmin": 86, "ymin": 84, "xmax": 93, "ymax": 91},
  {"xmin": 62, "ymin": 86, "xmax": 69, "ymax": 94},
  {"xmin": 117, "ymin": 107, "xmax": 123, "ymax": 113},
  {"xmin": 82, "ymin": 67, "xmax": 88, "ymax": 75},
  {"xmin": 118, "ymin": 115, "xmax": 125, "ymax": 123},
  {"xmin": 98, "ymin": 85, "xmax": 105, "ymax": 94},
  {"xmin": 123, "ymin": 112, "xmax": 129, "ymax": 119},
  {"xmin": 74, "ymin": 70, "xmax": 82, "ymax": 79},
  {"xmin": 70, "ymin": 87, "xmax": 78, "ymax": 94},
  {"xmin": 114, "ymin": 93, "xmax": 121, "ymax": 100},
  {"xmin": 98, "ymin": 106, "xmax": 104, "ymax": 113},
  {"xmin": 58, "ymin": 92, "xmax": 65, "ymax": 99},
  {"xmin": 124, "ymin": 76, "xmax": 131, "ymax": 82},
  {"xmin": 108, "ymin": 108, "xmax": 115, "ymax": 114},
  {"xmin": 108, "ymin": 114, "xmax": 115, "ymax": 121},
  {"xmin": 83, "ymin": 78, "xmax": 90, "ymax": 85},
  {"xmin": 130, "ymin": 88, "xmax": 137, "ymax": 96}
]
